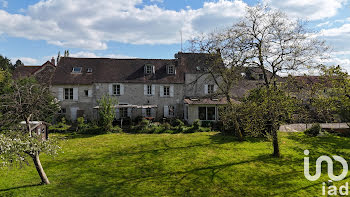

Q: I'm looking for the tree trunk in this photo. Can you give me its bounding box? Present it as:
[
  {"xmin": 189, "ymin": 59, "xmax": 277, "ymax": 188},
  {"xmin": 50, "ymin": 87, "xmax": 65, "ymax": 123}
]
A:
[
  {"xmin": 32, "ymin": 152, "xmax": 50, "ymax": 184},
  {"xmin": 271, "ymin": 127, "xmax": 280, "ymax": 157}
]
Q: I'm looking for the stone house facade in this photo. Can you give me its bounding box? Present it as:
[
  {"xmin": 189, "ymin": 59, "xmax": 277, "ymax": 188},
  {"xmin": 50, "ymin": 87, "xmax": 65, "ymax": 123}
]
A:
[{"xmin": 14, "ymin": 53, "xmax": 268, "ymax": 124}]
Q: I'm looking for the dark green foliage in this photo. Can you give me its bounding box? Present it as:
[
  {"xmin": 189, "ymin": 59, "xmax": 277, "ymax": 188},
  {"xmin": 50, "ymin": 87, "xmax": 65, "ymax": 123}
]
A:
[
  {"xmin": 97, "ymin": 95, "xmax": 118, "ymax": 131},
  {"xmin": 201, "ymin": 121, "xmax": 212, "ymax": 128},
  {"xmin": 192, "ymin": 119, "xmax": 200, "ymax": 130},
  {"xmin": 49, "ymin": 117, "xmax": 71, "ymax": 133},
  {"xmin": 304, "ymin": 124, "xmax": 321, "ymax": 137}
]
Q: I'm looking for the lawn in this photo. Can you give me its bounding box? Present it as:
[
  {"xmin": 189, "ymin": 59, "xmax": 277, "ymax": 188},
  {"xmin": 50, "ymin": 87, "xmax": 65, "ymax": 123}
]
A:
[{"xmin": 1, "ymin": 132, "xmax": 350, "ymax": 196}]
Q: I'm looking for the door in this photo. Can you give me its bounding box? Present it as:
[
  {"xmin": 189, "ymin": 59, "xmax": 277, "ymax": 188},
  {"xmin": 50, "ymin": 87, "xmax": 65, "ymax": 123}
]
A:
[{"xmin": 70, "ymin": 107, "xmax": 79, "ymax": 121}]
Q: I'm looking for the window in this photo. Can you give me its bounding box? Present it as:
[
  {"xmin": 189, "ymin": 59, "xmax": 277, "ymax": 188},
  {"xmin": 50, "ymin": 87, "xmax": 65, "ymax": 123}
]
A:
[
  {"xmin": 145, "ymin": 64, "xmax": 153, "ymax": 74},
  {"xmin": 64, "ymin": 88, "xmax": 73, "ymax": 100},
  {"xmin": 198, "ymin": 107, "xmax": 216, "ymax": 121},
  {"xmin": 113, "ymin": 84, "xmax": 121, "ymax": 95},
  {"xmin": 168, "ymin": 106, "xmax": 175, "ymax": 117},
  {"xmin": 163, "ymin": 86, "xmax": 170, "ymax": 96},
  {"xmin": 208, "ymin": 85, "xmax": 215, "ymax": 94},
  {"xmin": 120, "ymin": 108, "xmax": 128, "ymax": 118},
  {"xmin": 167, "ymin": 65, "xmax": 175, "ymax": 74},
  {"xmin": 59, "ymin": 108, "xmax": 66, "ymax": 114},
  {"xmin": 72, "ymin": 67, "xmax": 82, "ymax": 73},
  {"xmin": 147, "ymin": 85, "xmax": 152, "ymax": 95},
  {"xmin": 146, "ymin": 108, "xmax": 152, "ymax": 117},
  {"xmin": 84, "ymin": 90, "xmax": 89, "ymax": 96},
  {"xmin": 87, "ymin": 68, "xmax": 93, "ymax": 73},
  {"xmin": 258, "ymin": 74, "xmax": 264, "ymax": 80}
]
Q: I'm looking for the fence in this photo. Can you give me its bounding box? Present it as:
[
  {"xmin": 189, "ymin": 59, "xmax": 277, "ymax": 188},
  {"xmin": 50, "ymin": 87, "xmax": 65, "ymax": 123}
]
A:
[{"xmin": 279, "ymin": 123, "xmax": 349, "ymax": 132}]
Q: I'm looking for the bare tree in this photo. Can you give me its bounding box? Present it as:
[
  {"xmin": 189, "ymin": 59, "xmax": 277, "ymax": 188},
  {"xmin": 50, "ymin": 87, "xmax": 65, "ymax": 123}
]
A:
[
  {"xmin": 190, "ymin": 5, "xmax": 329, "ymax": 157},
  {"xmin": 0, "ymin": 77, "xmax": 60, "ymax": 184}
]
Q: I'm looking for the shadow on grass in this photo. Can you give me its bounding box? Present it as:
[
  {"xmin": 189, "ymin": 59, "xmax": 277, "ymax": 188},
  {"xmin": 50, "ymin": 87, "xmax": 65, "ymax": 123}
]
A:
[
  {"xmin": 0, "ymin": 183, "xmax": 42, "ymax": 192},
  {"xmin": 209, "ymin": 132, "xmax": 268, "ymax": 144}
]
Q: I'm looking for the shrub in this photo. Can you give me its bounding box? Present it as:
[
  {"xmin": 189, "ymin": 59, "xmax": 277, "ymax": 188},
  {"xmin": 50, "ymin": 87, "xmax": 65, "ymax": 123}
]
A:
[
  {"xmin": 49, "ymin": 117, "xmax": 71, "ymax": 133},
  {"xmin": 162, "ymin": 123, "xmax": 171, "ymax": 131},
  {"xmin": 201, "ymin": 121, "xmax": 212, "ymax": 128},
  {"xmin": 110, "ymin": 126, "xmax": 123, "ymax": 133},
  {"xmin": 304, "ymin": 123, "xmax": 321, "ymax": 137},
  {"xmin": 80, "ymin": 125, "xmax": 105, "ymax": 135},
  {"xmin": 192, "ymin": 119, "xmax": 200, "ymax": 130}
]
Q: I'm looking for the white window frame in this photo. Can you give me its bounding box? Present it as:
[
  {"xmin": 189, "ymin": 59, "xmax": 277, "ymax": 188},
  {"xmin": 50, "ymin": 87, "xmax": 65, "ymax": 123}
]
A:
[
  {"xmin": 168, "ymin": 105, "xmax": 175, "ymax": 117},
  {"xmin": 163, "ymin": 86, "xmax": 170, "ymax": 96},
  {"xmin": 64, "ymin": 88, "xmax": 73, "ymax": 100},
  {"xmin": 113, "ymin": 84, "xmax": 121, "ymax": 95},
  {"xmin": 167, "ymin": 65, "xmax": 175, "ymax": 74},
  {"xmin": 147, "ymin": 85, "xmax": 152, "ymax": 95},
  {"xmin": 208, "ymin": 84, "xmax": 215, "ymax": 94},
  {"xmin": 72, "ymin": 67, "xmax": 82, "ymax": 73}
]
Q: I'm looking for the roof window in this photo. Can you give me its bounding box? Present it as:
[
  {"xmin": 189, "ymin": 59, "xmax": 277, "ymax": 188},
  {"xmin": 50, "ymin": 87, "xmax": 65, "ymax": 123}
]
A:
[
  {"xmin": 72, "ymin": 67, "xmax": 82, "ymax": 73},
  {"xmin": 87, "ymin": 68, "xmax": 93, "ymax": 73}
]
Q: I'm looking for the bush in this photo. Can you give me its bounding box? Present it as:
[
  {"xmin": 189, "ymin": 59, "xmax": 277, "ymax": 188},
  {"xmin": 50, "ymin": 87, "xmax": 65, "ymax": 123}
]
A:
[
  {"xmin": 49, "ymin": 117, "xmax": 71, "ymax": 133},
  {"xmin": 192, "ymin": 119, "xmax": 200, "ymax": 130},
  {"xmin": 110, "ymin": 126, "xmax": 123, "ymax": 133},
  {"xmin": 304, "ymin": 123, "xmax": 321, "ymax": 137},
  {"xmin": 80, "ymin": 125, "xmax": 105, "ymax": 135},
  {"xmin": 201, "ymin": 121, "xmax": 212, "ymax": 128},
  {"xmin": 162, "ymin": 123, "xmax": 171, "ymax": 131}
]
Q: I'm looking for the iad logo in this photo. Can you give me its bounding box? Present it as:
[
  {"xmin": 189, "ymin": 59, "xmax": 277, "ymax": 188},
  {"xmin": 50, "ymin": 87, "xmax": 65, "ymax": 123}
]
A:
[
  {"xmin": 304, "ymin": 150, "xmax": 348, "ymax": 181},
  {"xmin": 304, "ymin": 150, "xmax": 349, "ymax": 196}
]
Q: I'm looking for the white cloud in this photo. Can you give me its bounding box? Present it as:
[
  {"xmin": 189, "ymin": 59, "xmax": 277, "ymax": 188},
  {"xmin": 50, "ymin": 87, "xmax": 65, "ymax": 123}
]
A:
[
  {"xmin": 0, "ymin": 0, "xmax": 248, "ymax": 50},
  {"xmin": 1, "ymin": 0, "xmax": 7, "ymax": 8},
  {"xmin": 11, "ymin": 57, "xmax": 40, "ymax": 65},
  {"xmin": 263, "ymin": 0, "xmax": 347, "ymax": 20},
  {"xmin": 69, "ymin": 51, "xmax": 136, "ymax": 59},
  {"xmin": 150, "ymin": 0, "xmax": 163, "ymax": 3}
]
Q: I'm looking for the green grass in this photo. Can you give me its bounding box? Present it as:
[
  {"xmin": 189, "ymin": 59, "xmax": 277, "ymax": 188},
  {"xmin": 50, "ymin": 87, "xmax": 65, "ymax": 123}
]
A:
[{"xmin": 1, "ymin": 132, "xmax": 350, "ymax": 196}]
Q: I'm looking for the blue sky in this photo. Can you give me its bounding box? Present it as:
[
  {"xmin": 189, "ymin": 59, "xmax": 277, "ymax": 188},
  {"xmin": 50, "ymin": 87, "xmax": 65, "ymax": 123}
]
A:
[{"xmin": 0, "ymin": 0, "xmax": 349, "ymax": 71}]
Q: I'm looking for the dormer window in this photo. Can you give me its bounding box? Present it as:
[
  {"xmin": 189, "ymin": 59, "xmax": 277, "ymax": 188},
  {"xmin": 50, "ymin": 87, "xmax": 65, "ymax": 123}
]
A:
[
  {"xmin": 196, "ymin": 66, "xmax": 201, "ymax": 71},
  {"xmin": 167, "ymin": 65, "xmax": 175, "ymax": 75},
  {"xmin": 87, "ymin": 68, "xmax": 93, "ymax": 73},
  {"xmin": 72, "ymin": 67, "xmax": 82, "ymax": 73},
  {"xmin": 144, "ymin": 64, "xmax": 154, "ymax": 74}
]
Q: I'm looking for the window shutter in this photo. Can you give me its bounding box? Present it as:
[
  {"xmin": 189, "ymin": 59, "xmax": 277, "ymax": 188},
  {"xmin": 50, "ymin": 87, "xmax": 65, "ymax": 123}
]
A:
[
  {"xmin": 73, "ymin": 88, "xmax": 79, "ymax": 101},
  {"xmin": 116, "ymin": 108, "xmax": 120, "ymax": 119},
  {"xmin": 142, "ymin": 108, "xmax": 146, "ymax": 117},
  {"xmin": 204, "ymin": 84, "xmax": 208, "ymax": 94},
  {"xmin": 160, "ymin": 85, "xmax": 164, "ymax": 97},
  {"xmin": 109, "ymin": 84, "xmax": 113, "ymax": 95},
  {"xmin": 88, "ymin": 89, "xmax": 92, "ymax": 97},
  {"xmin": 152, "ymin": 66, "xmax": 155, "ymax": 74},
  {"xmin": 214, "ymin": 84, "xmax": 218, "ymax": 92},
  {"xmin": 58, "ymin": 88, "xmax": 63, "ymax": 101},
  {"xmin": 127, "ymin": 108, "xmax": 132, "ymax": 117},
  {"xmin": 152, "ymin": 85, "xmax": 155, "ymax": 95},
  {"xmin": 151, "ymin": 108, "xmax": 156, "ymax": 118},
  {"xmin": 170, "ymin": 85, "xmax": 174, "ymax": 97},
  {"xmin": 120, "ymin": 84, "xmax": 124, "ymax": 95},
  {"xmin": 164, "ymin": 106, "xmax": 169, "ymax": 117},
  {"xmin": 144, "ymin": 84, "xmax": 147, "ymax": 95}
]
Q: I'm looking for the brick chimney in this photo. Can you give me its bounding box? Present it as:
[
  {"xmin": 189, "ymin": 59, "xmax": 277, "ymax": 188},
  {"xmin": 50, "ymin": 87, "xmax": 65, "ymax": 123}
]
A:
[{"xmin": 51, "ymin": 57, "xmax": 55, "ymax": 66}]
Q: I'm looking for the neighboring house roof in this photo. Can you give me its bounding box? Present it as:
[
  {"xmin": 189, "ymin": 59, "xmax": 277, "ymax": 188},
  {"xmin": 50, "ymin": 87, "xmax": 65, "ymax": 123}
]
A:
[
  {"xmin": 52, "ymin": 53, "xmax": 219, "ymax": 85},
  {"xmin": 184, "ymin": 97, "xmax": 239, "ymax": 105},
  {"xmin": 12, "ymin": 66, "xmax": 41, "ymax": 79},
  {"xmin": 12, "ymin": 61, "xmax": 56, "ymax": 84}
]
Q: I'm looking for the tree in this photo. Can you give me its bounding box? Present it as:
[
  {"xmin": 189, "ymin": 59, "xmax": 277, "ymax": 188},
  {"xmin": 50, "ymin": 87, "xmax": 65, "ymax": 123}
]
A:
[
  {"xmin": 98, "ymin": 95, "xmax": 118, "ymax": 131},
  {"xmin": 14, "ymin": 59, "xmax": 24, "ymax": 68},
  {"xmin": 0, "ymin": 55, "xmax": 14, "ymax": 72},
  {"xmin": 190, "ymin": 5, "xmax": 329, "ymax": 157},
  {"xmin": 0, "ymin": 77, "xmax": 60, "ymax": 184}
]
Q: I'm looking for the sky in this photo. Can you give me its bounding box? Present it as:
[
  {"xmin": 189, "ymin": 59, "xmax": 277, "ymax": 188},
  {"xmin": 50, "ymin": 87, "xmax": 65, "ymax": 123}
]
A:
[{"xmin": 0, "ymin": 0, "xmax": 349, "ymax": 72}]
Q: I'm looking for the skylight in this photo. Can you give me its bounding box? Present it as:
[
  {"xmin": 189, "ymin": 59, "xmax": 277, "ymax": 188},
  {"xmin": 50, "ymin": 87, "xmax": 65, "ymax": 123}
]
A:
[{"xmin": 72, "ymin": 67, "xmax": 82, "ymax": 73}]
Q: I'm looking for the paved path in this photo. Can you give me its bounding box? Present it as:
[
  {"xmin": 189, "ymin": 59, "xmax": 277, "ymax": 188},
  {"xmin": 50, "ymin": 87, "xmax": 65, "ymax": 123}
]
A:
[{"xmin": 279, "ymin": 123, "xmax": 349, "ymax": 132}]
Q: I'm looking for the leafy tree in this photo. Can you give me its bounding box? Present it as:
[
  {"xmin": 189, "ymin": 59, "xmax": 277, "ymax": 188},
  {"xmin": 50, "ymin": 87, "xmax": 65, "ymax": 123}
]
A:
[
  {"xmin": 0, "ymin": 77, "xmax": 60, "ymax": 184},
  {"xmin": 0, "ymin": 55, "xmax": 14, "ymax": 71},
  {"xmin": 98, "ymin": 95, "xmax": 118, "ymax": 131},
  {"xmin": 14, "ymin": 59, "xmax": 24, "ymax": 68}
]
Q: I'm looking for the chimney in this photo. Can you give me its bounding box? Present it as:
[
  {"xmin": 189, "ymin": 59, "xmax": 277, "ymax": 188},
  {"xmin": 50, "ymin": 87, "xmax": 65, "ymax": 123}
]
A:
[{"xmin": 51, "ymin": 57, "xmax": 55, "ymax": 66}]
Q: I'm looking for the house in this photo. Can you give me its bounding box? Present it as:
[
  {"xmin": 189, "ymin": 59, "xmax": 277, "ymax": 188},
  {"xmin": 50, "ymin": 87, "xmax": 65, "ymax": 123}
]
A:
[{"xmin": 14, "ymin": 52, "xmax": 268, "ymax": 124}]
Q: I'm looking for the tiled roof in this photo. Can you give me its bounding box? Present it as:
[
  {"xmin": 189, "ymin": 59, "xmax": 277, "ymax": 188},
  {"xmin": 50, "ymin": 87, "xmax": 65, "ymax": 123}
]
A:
[
  {"xmin": 52, "ymin": 53, "xmax": 220, "ymax": 85},
  {"xmin": 12, "ymin": 66, "xmax": 41, "ymax": 79}
]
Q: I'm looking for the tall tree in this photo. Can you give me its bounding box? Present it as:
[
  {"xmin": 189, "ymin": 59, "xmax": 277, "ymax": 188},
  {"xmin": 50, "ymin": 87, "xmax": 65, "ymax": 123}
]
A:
[
  {"xmin": 190, "ymin": 5, "xmax": 329, "ymax": 157},
  {"xmin": 0, "ymin": 55, "xmax": 14, "ymax": 72},
  {"xmin": 0, "ymin": 77, "xmax": 60, "ymax": 184}
]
